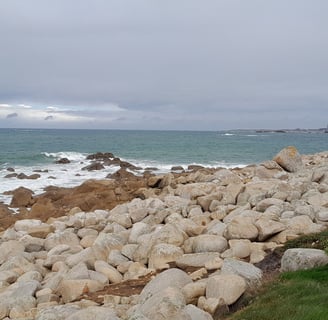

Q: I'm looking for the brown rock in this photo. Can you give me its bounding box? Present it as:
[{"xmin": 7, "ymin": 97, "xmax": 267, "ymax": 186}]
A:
[
  {"xmin": 0, "ymin": 204, "xmax": 15, "ymax": 231},
  {"xmin": 107, "ymin": 168, "xmax": 137, "ymax": 180},
  {"xmin": 188, "ymin": 165, "xmax": 204, "ymax": 171},
  {"xmin": 4, "ymin": 173, "xmax": 18, "ymax": 178},
  {"xmin": 29, "ymin": 198, "xmax": 57, "ymax": 220},
  {"xmin": 86, "ymin": 152, "xmax": 114, "ymax": 160},
  {"xmin": 10, "ymin": 187, "xmax": 34, "ymax": 207},
  {"xmin": 17, "ymin": 173, "xmax": 41, "ymax": 179},
  {"xmin": 82, "ymin": 162, "xmax": 105, "ymax": 171},
  {"xmin": 27, "ymin": 225, "xmax": 55, "ymax": 238},
  {"xmin": 55, "ymin": 158, "xmax": 71, "ymax": 164},
  {"xmin": 29, "ymin": 178, "xmax": 146, "ymax": 219},
  {"xmin": 171, "ymin": 166, "xmax": 184, "ymax": 171}
]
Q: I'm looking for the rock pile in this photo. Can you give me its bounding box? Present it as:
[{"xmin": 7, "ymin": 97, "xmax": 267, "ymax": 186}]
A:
[{"xmin": 0, "ymin": 147, "xmax": 328, "ymax": 319}]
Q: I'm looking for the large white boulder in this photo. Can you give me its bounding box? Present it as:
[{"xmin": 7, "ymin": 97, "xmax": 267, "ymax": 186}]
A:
[
  {"xmin": 137, "ymin": 286, "xmax": 187, "ymax": 320},
  {"xmin": 281, "ymin": 248, "xmax": 328, "ymax": 272},
  {"xmin": 191, "ymin": 235, "xmax": 228, "ymax": 253},
  {"xmin": 206, "ymin": 274, "xmax": 246, "ymax": 305},
  {"xmin": 221, "ymin": 258, "xmax": 263, "ymax": 288},
  {"xmin": 148, "ymin": 243, "xmax": 184, "ymax": 269},
  {"xmin": 273, "ymin": 146, "xmax": 303, "ymax": 172},
  {"xmin": 139, "ymin": 268, "xmax": 192, "ymax": 304}
]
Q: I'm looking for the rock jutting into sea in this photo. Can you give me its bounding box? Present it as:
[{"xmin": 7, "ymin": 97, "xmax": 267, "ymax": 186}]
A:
[{"xmin": 0, "ymin": 146, "xmax": 328, "ymax": 319}]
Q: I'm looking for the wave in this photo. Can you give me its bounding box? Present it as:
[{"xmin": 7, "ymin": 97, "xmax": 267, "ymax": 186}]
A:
[{"xmin": 41, "ymin": 151, "xmax": 87, "ymax": 162}]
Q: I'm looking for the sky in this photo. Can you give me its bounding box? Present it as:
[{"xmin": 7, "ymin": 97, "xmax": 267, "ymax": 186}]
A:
[{"xmin": 0, "ymin": 0, "xmax": 328, "ymax": 130}]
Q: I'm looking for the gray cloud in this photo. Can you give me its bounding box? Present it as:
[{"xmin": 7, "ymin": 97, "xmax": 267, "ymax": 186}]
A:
[
  {"xmin": 0, "ymin": 0, "xmax": 327, "ymax": 130},
  {"xmin": 6, "ymin": 112, "xmax": 18, "ymax": 119},
  {"xmin": 44, "ymin": 115, "xmax": 54, "ymax": 121}
]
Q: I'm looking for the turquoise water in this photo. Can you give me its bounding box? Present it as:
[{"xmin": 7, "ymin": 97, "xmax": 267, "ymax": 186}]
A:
[{"xmin": 1, "ymin": 128, "xmax": 327, "ymax": 168}]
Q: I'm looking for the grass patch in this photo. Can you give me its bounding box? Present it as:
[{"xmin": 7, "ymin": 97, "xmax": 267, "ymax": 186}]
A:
[
  {"xmin": 224, "ymin": 229, "xmax": 328, "ymax": 320},
  {"xmin": 227, "ymin": 265, "xmax": 328, "ymax": 320},
  {"xmin": 283, "ymin": 230, "xmax": 328, "ymax": 251}
]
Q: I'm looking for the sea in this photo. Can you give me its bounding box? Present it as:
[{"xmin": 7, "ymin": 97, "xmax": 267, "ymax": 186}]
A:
[{"xmin": 0, "ymin": 128, "xmax": 327, "ymax": 205}]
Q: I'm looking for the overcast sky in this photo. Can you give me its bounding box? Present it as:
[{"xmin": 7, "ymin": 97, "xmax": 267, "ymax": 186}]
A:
[{"xmin": 0, "ymin": 0, "xmax": 327, "ymax": 130}]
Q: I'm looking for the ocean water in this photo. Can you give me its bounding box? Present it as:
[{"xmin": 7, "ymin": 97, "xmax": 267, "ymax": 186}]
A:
[{"xmin": 0, "ymin": 128, "xmax": 327, "ymax": 204}]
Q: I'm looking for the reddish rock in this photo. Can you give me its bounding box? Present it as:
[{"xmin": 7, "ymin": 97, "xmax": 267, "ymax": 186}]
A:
[
  {"xmin": 82, "ymin": 162, "xmax": 105, "ymax": 171},
  {"xmin": 86, "ymin": 152, "xmax": 114, "ymax": 160},
  {"xmin": 29, "ymin": 198, "xmax": 57, "ymax": 220},
  {"xmin": 10, "ymin": 187, "xmax": 34, "ymax": 207},
  {"xmin": 107, "ymin": 168, "xmax": 138, "ymax": 181}
]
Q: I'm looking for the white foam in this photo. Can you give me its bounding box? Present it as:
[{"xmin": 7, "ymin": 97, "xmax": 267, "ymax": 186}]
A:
[
  {"xmin": 42, "ymin": 151, "xmax": 87, "ymax": 162},
  {"xmin": 0, "ymin": 158, "xmax": 120, "ymax": 205}
]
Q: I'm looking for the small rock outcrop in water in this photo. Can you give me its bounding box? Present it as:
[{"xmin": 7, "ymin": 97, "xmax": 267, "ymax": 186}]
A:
[
  {"xmin": 82, "ymin": 162, "xmax": 105, "ymax": 171},
  {"xmin": 55, "ymin": 158, "xmax": 71, "ymax": 164},
  {"xmin": 0, "ymin": 146, "xmax": 327, "ymax": 319}
]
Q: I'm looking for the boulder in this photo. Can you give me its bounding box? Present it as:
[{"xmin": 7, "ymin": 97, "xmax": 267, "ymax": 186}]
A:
[
  {"xmin": 148, "ymin": 243, "xmax": 184, "ymax": 269},
  {"xmin": 14, "ymin": 218, "xmax": 43, "ymax": 231},
  {"xmin": 19, "ymin": 234, "xmax": 45, "ymax": 252},
  {"xmin": 317, "ymin": 211, "xmax": 328, "ymax": 222},
  {"xmin": 92, "ymin": 232, "xmax": 125, "ymax": 260},
  {"xmin": 0, "ymin": 280, "xmax": 40, "ymax": 318},
  {"xmin": 35, "ymin": 304, "xmax": 81, "ymax": 320},
  {"xmin": 0, "ymin": 270, "xmax": 20, "ymax": 284},
  {"xmin": 58, "ymin": 279, "xmax": 104, "ymax": 303},
  {"xmin": 222, "ymin": 239, "xmax": 251, "ymax": 259},
  {"xmin": 82, "ymin": 162, "xmax": 105, "ymax": 171},
  {"xmin": 256, "ymin": 198, "xmax": 284, "ymax": 212},
  {"xmin": 206, "ymin": 274, "xmax": 246, "ymax": 305},
  {"xmin": 273, "ymin": 146, "xmax": 303, "ymax": 172},
  {"xmin": 176, "ymin": 253, "xmax": 222, "ymax": 269},
  {"xmin": 255, "ymin": 218, "xmax": 286, "ymax": 241},
  {"xmin": 10, "ymin": 187, "xmax": 34, "ymax": 207},
  {"xmin": 55, "ymin": 158, "xmax": 70, "ymax": 164},
  {"xmin": 221, "ymin": 258, "xmax": 263, "ymax": 288},
  {"xmin": 94, "ymin": 260, "xmax": 123, "ymax": 283},
  {"xmin": 182, "ymin": 281, "xmax": 207, "ymax": 304},
  {"xmin": 123, "ymin": 261, "xmax": 152, "ymax": 280},
  {"xmin": 65, "ymin": 247, "xmax": 96, "ymax": 269},
  {"xmin": 137, "ymin": 286, "xmax": 187, "ymax": 320},
  {"xmin": 281, "ymin": 248, "xmax": 328, "ymax": 272},
  {"xmin": 139, "ymin": 268, "xmax": 192, "ymax": 304},
  {"xmin": 224, "ymin": 217, "xmax": 258, "ymax": 240},
  {"xmin": 66, "ymin": 306, "xmax": 120, "ymax": 320},
  {"xmin": 0, "ymin": 240, "xmax": 25, "ymax": 264},
  {"xmin": 17, "ymin": 172, "xmax": 41, "ymax": 179},
  {"xmin": 44, "ymin": 230, "xmax": 80, "ymax": 251},
  {"xmin": 128, "ymin": 223, "xmax": 151, "ymax": 244},
  {"xmin": 191, "ymin": 235, "xmax": 228, "ymax": 253},
  {"xmin": 152, "ymin": 223, "xmax": 187, "ymax": 247},
  {"xmin": 28, "ymin": 225, "xmax": 55, "ymax": 238},
  {"xmin": 108, "ymin": 249, "xmax": 130, "ymax": 266},
  {"xmin": 286, "ymin": 215, "xmax": 325, "ymax": 235},
  {"xmin": 183, "ymin": 304, "xmax": 213, "ymax": 320}
]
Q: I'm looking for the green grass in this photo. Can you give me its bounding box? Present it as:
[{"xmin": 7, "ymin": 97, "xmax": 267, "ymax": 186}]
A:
[
  {"xmin": 227, "ymin": 265, "xmax": 328, "ymax": 320},
  {"xmin": 224, "ymin": 229, "xmax": 328, "ymax": 320},
  {"xmin": 283, "ymin": 230, "xmax": 328, "ymax": 252}
]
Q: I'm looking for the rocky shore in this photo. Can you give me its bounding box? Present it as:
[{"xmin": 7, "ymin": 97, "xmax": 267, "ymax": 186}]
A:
[{"xmin": 0, "ymin": 146, "xmax": 328, "ymax": 319}]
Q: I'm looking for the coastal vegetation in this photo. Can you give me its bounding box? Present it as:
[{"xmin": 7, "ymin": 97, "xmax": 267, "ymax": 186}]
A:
[{"xmin": 225, "ymin": 230, "xmax": 328, "ymax": 320}]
